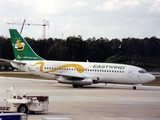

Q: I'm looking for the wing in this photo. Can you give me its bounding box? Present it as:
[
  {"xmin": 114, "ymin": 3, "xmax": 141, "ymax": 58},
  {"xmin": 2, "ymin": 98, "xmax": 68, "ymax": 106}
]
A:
[
  {"xmin": 52, "ymin": 71, "xmax": 100, "ymax": 86},
  {"xmin": 51, "ymin": 71, "xmax": 99, "ymax": 80},
  {"xmin": 51, "ymin": 72, "xmax": 84, "ymax": 78}
]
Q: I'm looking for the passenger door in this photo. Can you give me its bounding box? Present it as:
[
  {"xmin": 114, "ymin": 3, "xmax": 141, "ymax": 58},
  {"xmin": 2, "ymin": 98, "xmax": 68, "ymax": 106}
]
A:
[{"xmin": 128, "ymin": 69, "xmax": 133, "ymax": 77}]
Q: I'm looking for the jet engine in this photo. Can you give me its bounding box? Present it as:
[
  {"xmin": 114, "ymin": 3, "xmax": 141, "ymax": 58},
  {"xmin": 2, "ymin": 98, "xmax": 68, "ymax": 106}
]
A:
[{"xmin": 57, "ymin": 77, "xmax": 93, "ymax": 85}]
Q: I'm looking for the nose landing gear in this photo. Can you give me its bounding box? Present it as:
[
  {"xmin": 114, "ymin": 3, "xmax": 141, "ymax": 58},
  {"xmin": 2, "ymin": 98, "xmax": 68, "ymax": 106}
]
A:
[
  {"xmin": 133, "ymin": 86, "xmax": 136, "ymax": 90},
  {"xmin": 133, "ymin": 84, "xmax": 142, "ymax": 90}
]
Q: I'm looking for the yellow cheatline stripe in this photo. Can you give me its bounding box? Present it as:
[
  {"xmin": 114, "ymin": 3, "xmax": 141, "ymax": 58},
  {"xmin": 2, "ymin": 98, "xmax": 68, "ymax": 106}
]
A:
[
  {"xmin": 30, "ymin": 62, "xmax": 93, "ymax": 73},
  {"xmin": 30, "ymin": 62, "xmax": 44, "ymax": 72}
]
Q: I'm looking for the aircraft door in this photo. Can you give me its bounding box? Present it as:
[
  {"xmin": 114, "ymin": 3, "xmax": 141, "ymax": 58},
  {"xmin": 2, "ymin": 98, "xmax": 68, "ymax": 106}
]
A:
[
  {"xmin": 28, "ymin": 64, "xmax": 36, "ymax": 72},
  {"xmin": 136, "ymin": 70, "xmax": 142, "ymax": 83},
  {"xmin": 137, "ymin": 74, "xmax": 141, "ymax": 83},
  {"xmin": 128, "ymin": 69, "xmax": 133, "ymax": 77},
  {"xmin": 28, "ymin": 65, "xmax": 40, "ymax": 76}
]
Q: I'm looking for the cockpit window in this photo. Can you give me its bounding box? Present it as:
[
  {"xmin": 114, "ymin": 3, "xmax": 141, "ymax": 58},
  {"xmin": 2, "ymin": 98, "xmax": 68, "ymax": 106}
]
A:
[{"xmin": 139, "ymin": 69, "xmax": 147, "ymax": 73}]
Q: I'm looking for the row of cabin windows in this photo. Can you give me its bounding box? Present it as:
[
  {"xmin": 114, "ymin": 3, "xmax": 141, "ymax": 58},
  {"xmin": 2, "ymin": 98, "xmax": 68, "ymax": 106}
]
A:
[{"xmin": 44, "ymin": 67, "xmax": 124, "ymax": 73}]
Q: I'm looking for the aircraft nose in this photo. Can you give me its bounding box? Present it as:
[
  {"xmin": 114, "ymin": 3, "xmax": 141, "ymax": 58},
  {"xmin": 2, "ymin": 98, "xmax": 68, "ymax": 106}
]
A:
[{"xmin": 148, "ymin": 74, "xmax": 156, "ymax": 81}]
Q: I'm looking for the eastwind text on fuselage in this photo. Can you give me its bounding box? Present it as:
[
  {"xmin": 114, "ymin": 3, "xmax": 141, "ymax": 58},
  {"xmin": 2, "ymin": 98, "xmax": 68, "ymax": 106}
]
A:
[{"xmin": 93, "ymin": 65, "xmax": 125, "ymax": 69}]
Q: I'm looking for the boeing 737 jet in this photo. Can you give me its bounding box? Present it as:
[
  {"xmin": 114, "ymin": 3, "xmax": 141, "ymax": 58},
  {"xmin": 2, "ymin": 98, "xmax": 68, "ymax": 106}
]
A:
[{"xmin": 0, "ymin": 29, "xmax": 156, "ymax": 89}]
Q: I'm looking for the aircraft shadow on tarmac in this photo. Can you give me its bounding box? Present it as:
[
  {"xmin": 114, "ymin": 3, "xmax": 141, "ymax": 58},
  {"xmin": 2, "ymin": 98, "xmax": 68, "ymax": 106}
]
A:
[{"xmin": 61, "ymin": 84, "xmax": 160, "ymax": 91}]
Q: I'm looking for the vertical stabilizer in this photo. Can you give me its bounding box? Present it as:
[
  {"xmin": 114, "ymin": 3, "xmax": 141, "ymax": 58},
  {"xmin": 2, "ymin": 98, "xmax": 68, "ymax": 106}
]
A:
[{"xmin": 9, "ymin": 29, "xmax": 44, "ymax": 60}]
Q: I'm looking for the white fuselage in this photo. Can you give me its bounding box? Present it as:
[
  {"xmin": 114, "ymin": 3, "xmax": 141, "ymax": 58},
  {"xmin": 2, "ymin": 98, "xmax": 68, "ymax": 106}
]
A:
[{"xmin": 11, "ymin": 60, "xmax": 155, "ymax": 85}]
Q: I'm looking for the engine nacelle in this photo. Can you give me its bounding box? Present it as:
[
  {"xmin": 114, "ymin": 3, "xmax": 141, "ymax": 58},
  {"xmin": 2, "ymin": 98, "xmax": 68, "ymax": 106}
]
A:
[{"xmin": 58, "ymin": 77, "xmax": 93, "ymax": 85}]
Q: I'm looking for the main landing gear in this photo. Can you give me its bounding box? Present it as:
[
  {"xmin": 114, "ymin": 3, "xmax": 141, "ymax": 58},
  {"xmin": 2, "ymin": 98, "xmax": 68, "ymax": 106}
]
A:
[{"xmin": 72, "ymin": 84, "xmax": 84, "ymax": 88}]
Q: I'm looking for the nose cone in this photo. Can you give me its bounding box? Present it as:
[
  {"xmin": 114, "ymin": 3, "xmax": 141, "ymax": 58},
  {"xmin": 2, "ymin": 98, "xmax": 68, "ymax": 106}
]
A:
[
  {"xmin": 141, "ymin": 73, "xmax": 156, "ymax": 84},
  {"xmin": 148, "ymin": 74, "xmax": 156, "ymax": 82}
]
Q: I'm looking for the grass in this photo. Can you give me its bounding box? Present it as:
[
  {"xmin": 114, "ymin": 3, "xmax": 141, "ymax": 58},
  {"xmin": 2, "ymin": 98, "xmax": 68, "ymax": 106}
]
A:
[
  {"xmin": 0, "ymin": 72, "xmax": 44, "ymax": 79},
  {"xmin": 0, "ymin": 72, "xmax": 159, "ymax": 86}
]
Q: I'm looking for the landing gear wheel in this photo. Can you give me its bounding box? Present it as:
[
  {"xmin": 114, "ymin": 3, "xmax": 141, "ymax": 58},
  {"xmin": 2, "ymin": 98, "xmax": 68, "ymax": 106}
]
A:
[
  {"xmin": 73, "ymin": 84, "xmax": 79, "ymax": 88},
  {"xmin": 18, "ymin": 104, "xmax": 28, "ymax": 113},
  {"xmin": 79, "ymin": 85, "xmax": 84, "ymax": 88},
  {"xmin": 133, "ymin": 86, "xmax": 136, "ymax": 90}
]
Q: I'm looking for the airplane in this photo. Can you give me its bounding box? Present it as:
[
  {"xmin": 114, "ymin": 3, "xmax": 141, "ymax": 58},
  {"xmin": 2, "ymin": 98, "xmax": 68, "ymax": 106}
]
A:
[{"xmin": 0, "ymin": 29, "xmax": 156, "ymax": 89}]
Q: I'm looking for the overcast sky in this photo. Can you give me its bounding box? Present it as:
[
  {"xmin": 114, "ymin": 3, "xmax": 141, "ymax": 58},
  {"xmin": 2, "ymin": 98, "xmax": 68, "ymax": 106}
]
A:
[{"xmin": 0, "ymin": 0, "xmax": 160, "ymax": 40}]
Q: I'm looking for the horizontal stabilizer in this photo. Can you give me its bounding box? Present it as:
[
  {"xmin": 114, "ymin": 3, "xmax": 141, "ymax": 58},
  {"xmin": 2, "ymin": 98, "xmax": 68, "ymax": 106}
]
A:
[{"xmin": 0, "ymin": 58, "xmax": 26, "ymax": 65}]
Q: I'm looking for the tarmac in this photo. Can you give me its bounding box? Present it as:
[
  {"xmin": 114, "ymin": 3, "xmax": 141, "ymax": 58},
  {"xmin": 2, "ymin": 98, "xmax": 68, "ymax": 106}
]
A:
[{"xmin": 0, "ymin": 76, "xmax": 160, "ymax": 120}]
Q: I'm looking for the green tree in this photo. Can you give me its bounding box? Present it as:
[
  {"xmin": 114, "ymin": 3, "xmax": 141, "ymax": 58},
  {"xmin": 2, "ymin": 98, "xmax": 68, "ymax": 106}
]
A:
[
  {"xmin": 0, "ymin": 37, "xmax": 14, "ymax": 59},
  {"xmin": 66, "ymin": 36, "xmax": 87, "ymax": 61},
  {"xmin": 105, "ymin": 52, "xmax": 129, "ymax": 63},
  {"xmin": 86, "ymin": 37, "xmax": 109, "ymax": 62},
  {"xmin": 48, "ymin": 39, "xmax": 67, "ymax": 60}
]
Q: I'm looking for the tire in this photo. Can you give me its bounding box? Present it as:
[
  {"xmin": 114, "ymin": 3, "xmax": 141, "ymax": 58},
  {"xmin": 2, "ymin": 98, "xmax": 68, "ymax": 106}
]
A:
[
  {"xmin": 17, "ymin": 104, "xmax": 28, "ymax": 113},
  {"xmin": 133, "ymin": 86, "xmax": 136, "ymax": 90},
  {"xmin": 73, "ymin": 84, "xmax": 79, "ymax": 88},
  {"xmin": 79, "ymin": 85, "xmax": 84, "ymax": 88}
]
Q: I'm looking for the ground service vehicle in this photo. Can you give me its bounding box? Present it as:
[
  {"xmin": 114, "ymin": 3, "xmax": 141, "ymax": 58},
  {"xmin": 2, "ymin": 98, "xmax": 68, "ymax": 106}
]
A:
[
  {"xmin": 0, "ymin": 113, "xmax": 27, "ymax": 120},
  {"xmin": 0, "ymin": 86, "xmax": 49, "ymax": 113}
]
